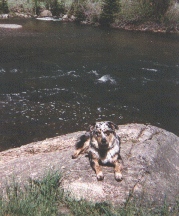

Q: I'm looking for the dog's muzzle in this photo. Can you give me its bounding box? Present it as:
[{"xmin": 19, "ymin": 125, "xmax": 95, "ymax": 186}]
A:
[
  {"xmin": 101, "ymin": 138, "xmax": 106, "ymax": 144},
  {"xmin": 100, "ymin": 138, "xmax": 109, "ymax": 148}
]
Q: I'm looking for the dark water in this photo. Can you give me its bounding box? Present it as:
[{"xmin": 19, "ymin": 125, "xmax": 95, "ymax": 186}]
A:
[{"xmin": 0, "ymin": 18, "xmax": 179, "ymax": 151}]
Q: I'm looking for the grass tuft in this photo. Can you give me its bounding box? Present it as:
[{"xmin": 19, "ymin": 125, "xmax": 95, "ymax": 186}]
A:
[
  {"xmin": 64, "ymin": 198, "xmax": 114, "ymax": 216},
  {"xmin": 1, "ymin": 169, "xmax": 62, "ymax": 216}
]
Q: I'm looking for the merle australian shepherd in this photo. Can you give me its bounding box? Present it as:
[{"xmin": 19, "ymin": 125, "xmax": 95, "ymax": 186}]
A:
[{"xmin": 72, "ymin": 121, "xmax": 123, "ymax": 181}]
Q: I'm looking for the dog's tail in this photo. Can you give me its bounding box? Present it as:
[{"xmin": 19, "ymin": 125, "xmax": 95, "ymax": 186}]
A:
[{"xmin": 72, "ymin": 132, "xmax": 90, "ymax": 159}]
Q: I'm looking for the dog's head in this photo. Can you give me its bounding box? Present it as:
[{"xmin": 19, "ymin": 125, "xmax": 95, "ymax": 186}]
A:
[{"xmin": 88, "ymin": 121, "xmax": 118, "ymax": 150}]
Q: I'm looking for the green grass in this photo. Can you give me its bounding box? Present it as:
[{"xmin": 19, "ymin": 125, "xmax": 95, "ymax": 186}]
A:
[
  {"xmin": 1, "ymin": 170, "xmax": 62, "ymax": 215},
  {"xmin": 0, "ymin": 169, "xmax": 179, "ymax": 216}
]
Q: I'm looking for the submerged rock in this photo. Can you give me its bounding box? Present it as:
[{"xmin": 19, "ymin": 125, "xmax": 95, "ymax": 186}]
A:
[{"xmin": 0, "ymin": 124, "xmax": 179, "ymax": 205}]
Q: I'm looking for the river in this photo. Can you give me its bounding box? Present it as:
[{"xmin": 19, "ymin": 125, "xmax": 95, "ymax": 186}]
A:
[{"xmin": 0, "ymin": 18, "xmax": 179, "ymax": 151}]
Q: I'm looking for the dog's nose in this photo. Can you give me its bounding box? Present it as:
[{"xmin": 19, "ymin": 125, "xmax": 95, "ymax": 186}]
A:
[{"xmin": 101, "ymin": 138, "xmax": 106, "ymax": 144}]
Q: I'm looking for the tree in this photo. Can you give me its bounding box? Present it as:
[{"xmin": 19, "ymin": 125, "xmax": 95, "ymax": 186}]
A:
[{"xmin": 99, "ymin": 0, "xmax": 121, "ymax": 26}]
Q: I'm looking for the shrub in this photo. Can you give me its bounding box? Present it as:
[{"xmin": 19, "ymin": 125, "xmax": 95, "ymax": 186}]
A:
[
  {"xmin": 151, "ymin": 0, "xmax": 173, "ymax": 19},
  {"xmin": 165, "ymin": 2, "xmax": 179, "ymax": 29},
  {"xmin": 0, "ymin": 0, "xmax": 9, "ymax": 13},
  {"xmin": 119, "ymin": 0, "xmax": 175, "ymax": 24},
  {"xmin": 135, "ymin": 0, "xmax": 173, "ymax": 21},
  {"xmin": 50, "ymin": 0, "xmax": 65, "ymax": 16},
  {"xmin": 69, "ymin": 0, "xmax": 87, "ymax": 22},
  {"xmin": 82, "ymin": 0, "xmax": 102, "ymax": 24},
  {"xmin": 136, "ymin": 0, "xmax": 153, "ymax": 19}
]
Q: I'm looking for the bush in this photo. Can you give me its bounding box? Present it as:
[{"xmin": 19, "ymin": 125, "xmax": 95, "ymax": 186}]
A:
[
  {"xmin": 99, "ymin": 0, "xmax": 121, "ymax": 26},
  {"xmin": 50, "ymin": 0, "xmax": 65, "ymax": 16},
  {"xmin": 165, "ymin": 2, "xmax": 179, "ymax": 29},
  {"xmin": 69, "ymin": 0, "xmax": 87, "ymax": 22},
  {"xmin": 136, "ymin": 0, "xmax": 153, "ymax": 19},
  {"xmin": 134, "ymin": 0, "xmax": 173, "ymax": 21},
  {"xmin": 82, "ymin": 0, "xmax": 102, "ymax": 24},
  {"xmin": 120, "ymin": 0, "xmax": 177, "ymax": 24},
  {"xmin": 151, "ymin": 0, "xmax": 173, "ymax": 19},
  {"xmin": 75, "ymin": 4, "xmax": 86, "ymax": 22},
  {"xmin": 0, "ymin": 0, "xmax": 9, "ymax": 13}
]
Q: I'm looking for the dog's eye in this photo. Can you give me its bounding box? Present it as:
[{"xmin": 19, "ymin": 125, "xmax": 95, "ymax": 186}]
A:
[
  {"xmin": 105, "ymin": 131, "xmax": 111, "ymax": 136},
  {"xmin": 95, "ymin": 131, "xmax": 100, "ymax": 136}
]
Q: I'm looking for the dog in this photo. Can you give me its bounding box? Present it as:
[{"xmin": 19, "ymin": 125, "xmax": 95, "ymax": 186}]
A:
[{"xmin": 72, "ymin": 121, "xmax": 123, "ymax": 181}]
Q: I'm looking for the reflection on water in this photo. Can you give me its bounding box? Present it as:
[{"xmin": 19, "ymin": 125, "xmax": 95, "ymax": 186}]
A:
[{"xmin": 0, "ymin": 18, "xmax": 179, "ymax": 151}]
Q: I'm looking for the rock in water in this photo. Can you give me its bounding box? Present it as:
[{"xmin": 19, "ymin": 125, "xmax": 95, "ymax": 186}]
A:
[
  {"xmin": 0, "ymin": 124, "xmax": 179, "ymax": 205},
  {"xmin": 62, "ymin": 14, "xmax": 68, "ymax": 21},
  {"xmin": 40, "ymin": 10, "xmax": 52, "ymax": 17}
]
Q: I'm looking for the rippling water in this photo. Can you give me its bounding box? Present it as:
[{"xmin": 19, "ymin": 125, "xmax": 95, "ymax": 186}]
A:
[{"xmin": 0, "ymin": 18, "xmax": 179, "ymax": 151}]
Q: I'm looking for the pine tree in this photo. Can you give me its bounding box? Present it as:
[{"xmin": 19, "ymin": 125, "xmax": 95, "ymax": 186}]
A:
[
  {"xmin": 1, "ymin": 0, "xmax": 9, "ymax": 13},
  {"xmin": 100, "ymin": 0, "xmax": 121, "ymax": 26}
]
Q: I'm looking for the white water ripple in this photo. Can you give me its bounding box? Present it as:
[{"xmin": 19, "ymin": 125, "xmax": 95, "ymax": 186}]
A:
[
  {"xmin": 142, "ymin": 68, "xmax": 158, "ymax": 72},
  {"xmin": 97, "ymin": 75, "xmax": 116, "ymax": 84}
]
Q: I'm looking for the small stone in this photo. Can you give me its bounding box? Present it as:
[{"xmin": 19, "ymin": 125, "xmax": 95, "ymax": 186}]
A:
[{"xmin": 62, "ymin": 14, "xmax": 68, "ymax": 21}]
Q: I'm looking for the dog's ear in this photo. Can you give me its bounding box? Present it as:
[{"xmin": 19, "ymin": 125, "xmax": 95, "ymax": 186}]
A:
[
  {"xmin": 107, "ymin": 121, "xmax": 119, "ymax": 130},
  {"xmin": 87, "ymin": 122, "xmax": 96, "ymax": 132}
]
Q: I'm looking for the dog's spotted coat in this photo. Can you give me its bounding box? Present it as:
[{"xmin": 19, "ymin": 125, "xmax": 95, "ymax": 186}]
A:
[{"xmin": 72, "ymin": 121, "xmax": 123, "ymax": 181}]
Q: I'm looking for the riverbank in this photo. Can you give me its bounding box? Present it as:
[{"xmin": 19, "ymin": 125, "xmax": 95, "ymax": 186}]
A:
[
  {"xmin": 1, "ymin": 0, "xmax": 179, "ymax": 33},
  {"xmin": 112, "ymin": 20, "xmax": 178, "ymax": 33},
  {"xmin": 0, "ymin": 13, "xmax": 178, "ymax": 34}
]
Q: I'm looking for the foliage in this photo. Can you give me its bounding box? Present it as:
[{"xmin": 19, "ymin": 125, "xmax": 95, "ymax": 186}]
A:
[
  {"xmin": 0, "ymin": 0, "xmax": 9, "ymax": 13},
  {"xmin": 50, "ymin": 0, "xmax": 65, "ymax": 16},
  {"xmin": 136, "ymin": 0, "xmax": 153, "ymax": 19},
  {"xmin": 33, "ymin": 0, "xmax": 65, "ymax": 16},
  {"xmin": 2, "ymin": 0, "xmax": 179, "ymax": 27},
  {"xmin": 74, "ymin": 4, "xmax": 86, "ymax": 22},
  {"xmin": 119, "ymin": 0, "xmax": 176, "ymax": 24},
  {"xmin": 82, "ymin": 0, "xmax": 102, "ymax": 24},
  {"xmin": 69, "ymin": 0, "xmax": 102, "ymax": 23},
  {"xmin": 165, "ymin": 2, "xmax": 179, "ymax": 28},
  {"xmin": 64, "ymin": 198, "xmax": 114, "ymax": 215},
  {"xmin": 151, "ymin": 0, "xmax": 173, "ymax": 19},
  {"xmin": 69, "ymin": 0, "xmax": 87, "ymax": 22},
  {"xmin": 134, "ymin": 0, "xmax": 173, "ymax": 21},
  {"xmin": 99, "ymin": 0, "xmax": 121, "ymax": 26},
  {"xmin": 1, "ymin": 170, "xmax": 62, "ymax": 215}
]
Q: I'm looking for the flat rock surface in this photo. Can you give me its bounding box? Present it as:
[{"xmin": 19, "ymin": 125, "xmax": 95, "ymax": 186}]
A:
[{"xmin": 0, "ymin": 124, "xmax": 179, "ymax": 205}]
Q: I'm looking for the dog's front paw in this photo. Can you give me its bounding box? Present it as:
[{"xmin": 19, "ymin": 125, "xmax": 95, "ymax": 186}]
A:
[
  {"xmin": 72, "ymin": 152, "xmax": 79, "ymax": 159},
  {"xmin": 115, "ymin": 172, "xmax": 123, "ymax": 181},
  {"xmin": 97, "ymin": 172, "xmax": 104, "ymax": 181}
]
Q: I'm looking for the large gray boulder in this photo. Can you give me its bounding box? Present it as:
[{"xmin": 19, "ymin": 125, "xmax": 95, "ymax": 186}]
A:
[{"xmin": 0, "ymin": 124, "xmax": 179, "ymax": 205}]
